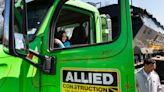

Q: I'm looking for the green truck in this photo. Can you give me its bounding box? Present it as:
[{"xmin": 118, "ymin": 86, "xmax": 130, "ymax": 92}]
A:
[{"xmin": 0, "ymin": 0, "xmax": 135, "ymax": 91}]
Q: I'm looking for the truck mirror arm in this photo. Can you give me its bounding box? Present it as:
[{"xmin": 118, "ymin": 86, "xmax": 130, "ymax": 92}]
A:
[{"xmin": 24, "ymin": 49, "xmax": 56, "ymax": 75}]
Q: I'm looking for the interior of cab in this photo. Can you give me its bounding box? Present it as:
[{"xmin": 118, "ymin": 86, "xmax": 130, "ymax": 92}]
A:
[{"xmin": 53, "ymin": 6, "xmax": 93, "ymax": 48}]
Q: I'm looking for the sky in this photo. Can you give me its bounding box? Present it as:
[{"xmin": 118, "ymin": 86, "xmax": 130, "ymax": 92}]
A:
[{"xmin": 81, "ymin": 0, "xmax": 164, "ymax": 26}]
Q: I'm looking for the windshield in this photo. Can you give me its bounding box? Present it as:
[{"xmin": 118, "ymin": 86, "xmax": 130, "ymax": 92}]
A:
[
  {"xmin": 0, "ymin": 0, "xmax": 49, "ymax": 43},
  {"xmin": 14, "ymin": 0, "xmax": 51, "ymax": 41},
  {"xmin": 0, "ymin": 0, "xmax": 5, "ymax": 44},
  {"xmin": 27, "ymin": 1, "xmax": 51, "ymax": 40}
]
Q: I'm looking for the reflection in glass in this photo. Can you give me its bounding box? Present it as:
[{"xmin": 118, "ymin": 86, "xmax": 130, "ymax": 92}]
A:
[
  {"xmin": 3, "ymin": 0, "xmax": 10, "ymax": 48},
  {"xmin": 14, "ymin": 33, "xmax": 26, "ymax": 50}
]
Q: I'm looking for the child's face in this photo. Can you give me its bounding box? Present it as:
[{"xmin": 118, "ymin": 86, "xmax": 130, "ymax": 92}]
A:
[{"xmin": 62, "ymin": 32, "xmax": 67, "ymax": 42}]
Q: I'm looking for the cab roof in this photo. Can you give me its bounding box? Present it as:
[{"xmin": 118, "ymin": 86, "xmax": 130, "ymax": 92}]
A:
[{"xmin": 65, "ymin": 0, "xmax": 99, "ymax": 14}]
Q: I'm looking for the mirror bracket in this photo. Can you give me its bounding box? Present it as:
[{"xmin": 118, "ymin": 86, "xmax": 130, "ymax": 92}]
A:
[
  {"xmin": 42, "ymin": 56, "xmax": 56, "ymax": 75},
  {"xmin": 25, "ymin": 50, "xmax": 56, "ymax": 75}
]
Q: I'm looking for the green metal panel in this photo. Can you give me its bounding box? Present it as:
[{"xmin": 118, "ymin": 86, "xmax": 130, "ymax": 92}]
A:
[
  {"xmin": 40, "ymin": 0, "xmax": 135, "ymax": 92},
  {"xmin": 0, "ymin": 0, "xmax": 135, "ymax": 91},
  {"xmin": 0, "ymin": 43, "xmax": 40, "ymax": 92},
  {"xmin": 0, "ymin": 44, "xmax": 39, "ymax": 92}
]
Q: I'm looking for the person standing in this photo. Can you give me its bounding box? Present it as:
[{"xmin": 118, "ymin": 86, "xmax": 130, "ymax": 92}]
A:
[{"xmin": 136, "ymin": 59, "xmax": 162, "ymax": 92}]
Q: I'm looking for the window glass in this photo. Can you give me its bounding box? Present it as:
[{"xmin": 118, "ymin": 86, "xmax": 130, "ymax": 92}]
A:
[
  {"xmin": 27, "ymin": 1, "xmax": 51, "ymax": 41},
  {"xmin": 14, "ymin": 1, "xmax": 24, "ymax": 33},
  {"xmin": 80, "ymin": 0, "xmax": 120, "ymax": 43},
  {"xmin": 98, "ymin": 0, "xmax": 119, "ymax": 42},
  {"xmin": 51, "ymin": 6, "xmax": 92, "ymax": 49},
  {"xmin": 50, "ymin": 0, "xmax": 119, "ymax": 49},
  {"xmin": 11, "ymin": 1, "xmax": 51, "ymax": 41}
]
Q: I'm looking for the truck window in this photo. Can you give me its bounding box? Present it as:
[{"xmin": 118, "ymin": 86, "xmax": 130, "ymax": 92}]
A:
[
  {"xmin": 27, "ymin": 1, "xmax": 51, "ymax": 41},
  {"xmin": 81, "ymin": 1, "xmax": 120, "ymax": 43},
  {"xmin": 49, "ymin": 0, "xmax": 120, "ymax": 50},
  {"xmin": 98, "ymin": 1, "xmax": 120, "ymax": 42},
  {"xmin": 51, "ymin": 5, "xmax": 93, "ymax": 49}
]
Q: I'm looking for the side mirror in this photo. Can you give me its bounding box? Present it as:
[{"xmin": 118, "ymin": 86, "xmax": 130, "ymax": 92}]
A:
[
  {"xmin": 3, "ymin": 0, "xmax": 28, "ymax": 56},
  {"xmin": 100, "ymin": 14, "xmax": 112, "ymax": 42},
  {"xmin": 3, "ymin": 0, "xmax": 65, "ymax": 75}
]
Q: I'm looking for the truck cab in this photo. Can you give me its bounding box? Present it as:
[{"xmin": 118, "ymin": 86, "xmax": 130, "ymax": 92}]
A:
[{"xmin": 1, "ymin": 0, "xmax": 135, "ymax": 92}]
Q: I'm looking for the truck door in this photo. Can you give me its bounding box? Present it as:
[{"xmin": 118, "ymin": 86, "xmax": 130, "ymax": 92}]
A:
[
  {"xmin": 2, "ymin": 0, "xmax": 135, "ymax": 91},
  {"xmin": 40, "ymin": 0, "xmax": 135, "ymax": 92}
]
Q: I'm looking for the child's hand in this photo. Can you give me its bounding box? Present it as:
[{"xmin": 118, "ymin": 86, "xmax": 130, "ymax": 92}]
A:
[{"xmin": 54, "ymin": 38, "xmax": 61, "ymax": 44}]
